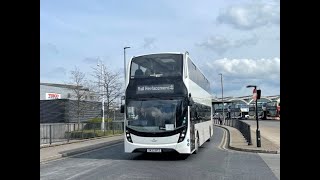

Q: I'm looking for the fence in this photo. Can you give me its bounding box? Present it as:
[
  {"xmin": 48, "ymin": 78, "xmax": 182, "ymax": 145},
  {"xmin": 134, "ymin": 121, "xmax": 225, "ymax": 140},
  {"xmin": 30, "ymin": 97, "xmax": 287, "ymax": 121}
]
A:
[
  {"xmin": 40, "ymin": 99, "xmax": 124, "ymax": 123},
  {"xmin": 213, "ymin": 118, "xmax": 252, "ymax": 145},
  {"xmin": 40, "ymin": 122, "xmax": 124, "ymax": 145}
]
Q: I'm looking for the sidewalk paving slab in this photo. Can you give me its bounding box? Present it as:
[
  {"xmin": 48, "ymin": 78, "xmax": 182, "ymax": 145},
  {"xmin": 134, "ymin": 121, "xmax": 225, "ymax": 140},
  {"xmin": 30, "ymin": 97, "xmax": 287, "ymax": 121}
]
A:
[
  {"xmin": 214, "ymin": 124, "xmax": 280, "ymax": 154},
  {"xmin": 40, "ymin": 134, "xmax": 124, "ymax": 163}
]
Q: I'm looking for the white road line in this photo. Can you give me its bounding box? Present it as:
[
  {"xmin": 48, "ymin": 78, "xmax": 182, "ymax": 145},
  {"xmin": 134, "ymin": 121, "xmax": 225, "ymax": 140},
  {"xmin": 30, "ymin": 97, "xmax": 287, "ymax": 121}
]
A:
[
  {"xmin": 218, "ymin": 129, "xmax": 227, "ymax": 151},
  {"xmin": 65, "ymin": 166, "xmax": 100, "ymax": 180}
]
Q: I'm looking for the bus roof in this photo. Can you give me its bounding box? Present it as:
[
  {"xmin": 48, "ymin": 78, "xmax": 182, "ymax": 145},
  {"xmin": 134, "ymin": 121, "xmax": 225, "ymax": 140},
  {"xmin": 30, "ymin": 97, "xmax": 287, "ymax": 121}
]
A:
[
  {"xmin": 128, "ymin": 52, "xmax": 211, "ymax": 92},
  {"xmin": 130, "ymin": 52, "xmax": 184, "ymax": 59}
]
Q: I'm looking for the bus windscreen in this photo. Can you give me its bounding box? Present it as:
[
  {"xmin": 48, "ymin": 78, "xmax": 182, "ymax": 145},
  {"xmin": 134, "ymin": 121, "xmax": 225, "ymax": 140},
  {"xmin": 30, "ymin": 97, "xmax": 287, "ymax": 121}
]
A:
[
  {"xmin": 126, "ymin": 99, "xmax": 187, "ymax": 132},
  {"xmin": 130, "ymin": 54, "xmax": 183, "ymax": 79}
]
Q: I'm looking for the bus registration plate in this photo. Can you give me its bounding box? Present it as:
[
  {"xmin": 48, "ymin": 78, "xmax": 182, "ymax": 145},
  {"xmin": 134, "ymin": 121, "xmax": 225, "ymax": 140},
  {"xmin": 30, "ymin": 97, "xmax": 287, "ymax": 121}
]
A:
[{"xmin": 147, "ymin": 149, "xmax": 161, "ymax": 153}]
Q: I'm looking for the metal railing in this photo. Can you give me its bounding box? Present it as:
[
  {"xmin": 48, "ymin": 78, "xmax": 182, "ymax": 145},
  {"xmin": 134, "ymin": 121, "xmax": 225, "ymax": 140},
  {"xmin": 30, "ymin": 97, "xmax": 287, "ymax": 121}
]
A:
[
  {"xmin": 40, "ymin": 122, "xmax": 124, "ymax": 145},
  {"xmin": 213, "ymin": 118, "xmax": 252, "ymax": 145}
]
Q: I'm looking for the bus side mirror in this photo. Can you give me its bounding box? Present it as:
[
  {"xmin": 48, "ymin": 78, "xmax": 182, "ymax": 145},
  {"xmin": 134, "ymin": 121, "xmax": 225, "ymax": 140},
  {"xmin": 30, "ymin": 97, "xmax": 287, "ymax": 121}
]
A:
[
  {"xmin": 188, "ymin": 93, "xmax": 193, "ymax": 106},
  {"xmin": 120, "ymin": 105, "xmax": 124, "ymax": 113}
]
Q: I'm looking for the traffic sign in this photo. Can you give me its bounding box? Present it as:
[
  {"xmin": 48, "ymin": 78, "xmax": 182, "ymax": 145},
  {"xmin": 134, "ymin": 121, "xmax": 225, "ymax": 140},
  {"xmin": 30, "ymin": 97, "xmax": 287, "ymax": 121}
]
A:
[{"xmin": 252, "ymin": 88, "xmax": 257, "ymax": 101}]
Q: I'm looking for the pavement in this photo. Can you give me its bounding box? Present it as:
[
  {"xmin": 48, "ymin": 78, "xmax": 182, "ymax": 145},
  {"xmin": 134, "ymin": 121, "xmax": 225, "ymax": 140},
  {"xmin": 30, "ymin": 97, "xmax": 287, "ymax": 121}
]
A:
[
  {"xmin": 40, "ymin": 120, "xmax": 280, "ymax": 163},
  {"xmin": 40, "ymin": 135, "xmax": 124, "ymax": 163},
  {"xmin": 215, "ymin": 123, "xmax": 280, "ymax": 154}
]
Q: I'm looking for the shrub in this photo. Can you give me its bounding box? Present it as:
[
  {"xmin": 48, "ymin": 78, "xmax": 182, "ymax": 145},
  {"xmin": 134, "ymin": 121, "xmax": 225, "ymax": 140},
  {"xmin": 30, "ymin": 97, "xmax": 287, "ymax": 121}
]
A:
[
  {"xmin": 65, "ymin": 129, "xmax": 123, "ymax": 139},
  {"xmin": 87, "ymin": 117, "xmax": 113, "ymax": 123}
]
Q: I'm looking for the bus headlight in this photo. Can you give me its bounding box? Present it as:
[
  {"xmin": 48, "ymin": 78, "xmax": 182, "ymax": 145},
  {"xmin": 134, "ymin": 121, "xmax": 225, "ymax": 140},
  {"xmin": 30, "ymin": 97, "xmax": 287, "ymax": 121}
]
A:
[
  {"xmin": 178, "ymin": 128, "xmax": 187, "ymax": 143},
  {"xmin": 126, "ymin": 130, "xmax": 133, "ymax": 143}
]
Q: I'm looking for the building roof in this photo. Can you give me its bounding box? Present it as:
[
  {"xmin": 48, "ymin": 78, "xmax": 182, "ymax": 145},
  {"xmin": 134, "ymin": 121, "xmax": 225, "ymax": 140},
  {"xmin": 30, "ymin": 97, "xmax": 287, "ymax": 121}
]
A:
[
  {"xmin": 212, "ymin": 95, "xmax": 280, "ymax": 105},
  {"xmin": 40, "ymin": 82, "xmax": 89, "ymax": 91}
]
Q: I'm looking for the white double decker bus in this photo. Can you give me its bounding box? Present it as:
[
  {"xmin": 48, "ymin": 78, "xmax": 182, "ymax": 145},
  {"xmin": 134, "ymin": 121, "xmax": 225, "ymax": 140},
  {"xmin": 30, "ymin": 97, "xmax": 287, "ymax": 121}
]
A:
[{"xmin": 121, "ymin": 52, "xmax": 213, "ymax": 154}]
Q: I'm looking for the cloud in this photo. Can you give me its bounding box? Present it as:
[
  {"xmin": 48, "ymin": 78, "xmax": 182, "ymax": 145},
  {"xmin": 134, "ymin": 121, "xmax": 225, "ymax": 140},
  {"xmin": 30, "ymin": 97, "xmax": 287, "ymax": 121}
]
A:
[
  {"xmin": 143, "ymin": 37, "xmax": 156, "ymax": 49},
  {"xmin": 41, "ymin": 11, "xmax": 89, "ymax": 34},
  {"xmin": 201, "ymin": 57, "xmax": 280, "ymax": 96},
  {"xmin": 83, "ymin": 57, "xmax": 99, "ymax": 64},
  {"xmin": 234, "ymin": 34, "xmax": 259, "ymax": 47},
  {"xmin": 41, "ymin": 43, "xmax": 59, "ymax": 54},
  {"xmin": 197, "ymin": 35, "xmax": 259, "ymax": 55},
  {"xmin": 220, "ymin": 83, "xmax": 279, "ymax": 97},
  {"xmin": 216, "ymin": 1, "xmax": 280, "ymax": 30},
  {"xmin": 205, "ymin": 57, "xmax": 279, "ymax": 79},
  {"xmin": 45, "ymin": 67, "xmax": 67, "ymax": 78},
  {"xmin": 41, "ymin": 69, "xmax": 68, "ymax": 84},
  {"xmin": 197, "ymin": 36, "xmax": 231, "ymax": 55}
]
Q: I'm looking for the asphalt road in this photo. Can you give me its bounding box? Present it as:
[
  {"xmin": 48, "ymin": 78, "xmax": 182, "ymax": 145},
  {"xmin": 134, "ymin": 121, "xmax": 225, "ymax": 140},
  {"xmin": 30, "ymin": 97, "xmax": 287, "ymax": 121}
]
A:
[{"xmin": 40, "ymin": 126, "xmax": 280, "ymax": 180}]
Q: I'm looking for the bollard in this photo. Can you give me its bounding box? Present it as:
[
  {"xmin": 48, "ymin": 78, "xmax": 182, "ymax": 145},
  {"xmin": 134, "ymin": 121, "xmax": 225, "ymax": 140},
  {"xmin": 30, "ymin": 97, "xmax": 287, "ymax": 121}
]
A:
[
  {"xmin": 94, "ymin": 124, "xmax": 96, "ymax": 138},
  {"xmin": 81, "ymin": 123, "xmax": 84, "ymax": 139},
  {"xmin": 256, "ymin": 129, "xmax": 261, "ymax": 147},
  {"xmin": 49, "ymin": 125, "xmax": 52, "ymax": 145},
  {"xmin": 248, "ymin": 125, "xmax": 252, "ymax": 145},
  {"xmin": 67, "ymin": 124, "xmax": 70, "ymax": 142}
]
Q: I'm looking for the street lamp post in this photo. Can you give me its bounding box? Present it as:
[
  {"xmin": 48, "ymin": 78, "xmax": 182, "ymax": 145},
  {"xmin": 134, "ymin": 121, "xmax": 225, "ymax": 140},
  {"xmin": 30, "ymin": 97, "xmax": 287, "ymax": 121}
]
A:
[
  {"xmin": 219, "ymin": 73, "xmax": 225, "ymax": 124},
  {"xmin": 97, "ymin": 60, "xmax": 105, "ymax": 131},
  {"xmin": 102, "ymin": 63, "xmax": 105, "ymax": 132},
  {"xmin": 123, "ymin": 47, "xmax": 131, "ymax": 85},
  {"xmin": 246, "ymin": 85, "xmax": 261, "ymax": 147},
  {"xmin": 123, "ymin": 47, "xmax": 130, "ymax": 130}
]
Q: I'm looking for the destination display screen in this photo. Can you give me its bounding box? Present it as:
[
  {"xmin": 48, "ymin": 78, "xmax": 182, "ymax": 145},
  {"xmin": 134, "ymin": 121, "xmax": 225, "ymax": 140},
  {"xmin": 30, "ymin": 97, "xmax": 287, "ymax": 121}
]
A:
[{"xmin": 137, "ymin": 84, "xmax": 174, "ymax": 94}]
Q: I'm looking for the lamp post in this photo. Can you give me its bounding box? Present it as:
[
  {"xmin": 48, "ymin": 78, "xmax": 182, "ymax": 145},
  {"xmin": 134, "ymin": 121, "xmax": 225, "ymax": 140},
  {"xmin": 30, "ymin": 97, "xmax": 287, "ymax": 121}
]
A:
[
  {"xmin": 123, "ymin": 47, "xmax": 131, "ymax": 85},
  {"xmin": 219, "ymin": 73, "xmax": 225, "ymax": 124},
  {"xmin": 246, "ymin": 85, "xmax": 261, "ymax": 147},
  {"xmin": 102, "ymin": 63, "xmax": 105, "ymax": 132},
  {"xmin": 123, "ymin": 47, "xmax": 130, "ymax": 130},
  {"xmin": 97, "ymin": 60, "xmax": 105, "ymax": 131}
]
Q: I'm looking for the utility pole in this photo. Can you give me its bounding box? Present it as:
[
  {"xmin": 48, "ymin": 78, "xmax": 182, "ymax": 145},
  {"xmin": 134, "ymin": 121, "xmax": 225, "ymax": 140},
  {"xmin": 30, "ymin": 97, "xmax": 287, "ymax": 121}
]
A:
[
  {"xmin": 97, "ymin": 60, "xmax": 105, "ymax": 131},
  {"xmin": 124, "ymin": 47, "xmax": 131, "ymax": 85},
  {"xmin": 102, "ymin": 63, "xmax": 105, "ymax": 131},
  {"xmin": 246, "ymin": 85, "xmax": 261, "ymax": 147},
  {"xmin": 219, "ymin": 73, "xmax": 225, "ymax": 124}
]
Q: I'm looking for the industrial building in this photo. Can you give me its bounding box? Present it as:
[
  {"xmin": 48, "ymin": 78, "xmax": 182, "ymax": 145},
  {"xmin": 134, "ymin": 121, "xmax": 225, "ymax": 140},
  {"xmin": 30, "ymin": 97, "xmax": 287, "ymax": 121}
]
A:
[{"xmin": 40, "ymin": 82, "xmax": 123, "ymax": 123}]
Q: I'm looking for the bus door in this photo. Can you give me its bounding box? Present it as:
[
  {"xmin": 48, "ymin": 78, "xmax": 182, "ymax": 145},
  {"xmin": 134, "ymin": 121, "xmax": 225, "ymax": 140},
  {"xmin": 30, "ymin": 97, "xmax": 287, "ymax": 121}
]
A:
[
  {"xmin": 190, "ymin": 123, "xmax": 195, "ymax": 152},
  {"xmin": 189, "ymin": 106, "xmax": 196, "ymax": 151}
]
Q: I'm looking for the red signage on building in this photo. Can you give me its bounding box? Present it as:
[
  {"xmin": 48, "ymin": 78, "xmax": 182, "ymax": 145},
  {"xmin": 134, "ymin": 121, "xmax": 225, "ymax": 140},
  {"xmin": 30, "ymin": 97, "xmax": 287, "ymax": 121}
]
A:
[{"xmin": 46, "ymin": 93, "xmax": 61, "ymax": 100}]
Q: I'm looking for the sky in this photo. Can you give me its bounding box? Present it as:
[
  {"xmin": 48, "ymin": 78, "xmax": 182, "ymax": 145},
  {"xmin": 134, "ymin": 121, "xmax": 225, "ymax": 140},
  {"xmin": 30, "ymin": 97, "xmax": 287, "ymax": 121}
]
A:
[{"xmin": 40, "ymin": 0, "xmax": 280, "ymax": 97}]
